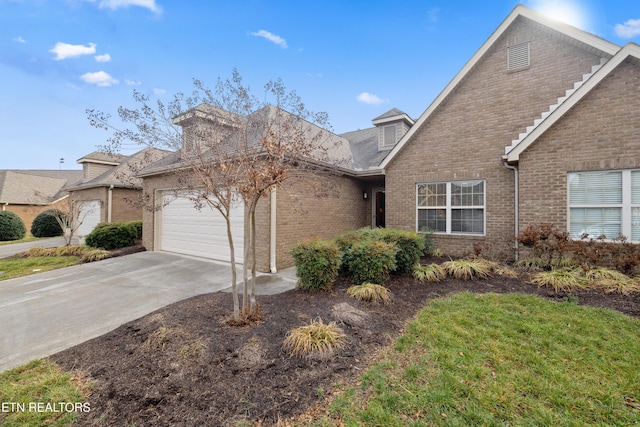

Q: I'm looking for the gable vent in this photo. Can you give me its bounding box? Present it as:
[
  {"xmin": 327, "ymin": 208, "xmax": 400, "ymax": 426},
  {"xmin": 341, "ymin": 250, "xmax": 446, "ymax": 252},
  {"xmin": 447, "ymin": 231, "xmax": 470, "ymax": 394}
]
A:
[{"xmin": 507, "ymin": 41, "xmax": 530, "ymax": 71}]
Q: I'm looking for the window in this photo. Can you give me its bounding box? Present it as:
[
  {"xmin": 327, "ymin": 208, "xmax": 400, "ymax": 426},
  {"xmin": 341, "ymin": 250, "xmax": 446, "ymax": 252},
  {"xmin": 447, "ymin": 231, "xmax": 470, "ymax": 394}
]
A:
[
  {"xmin": 568, "ymin": 170, "xmax": 640, "ymax": 240},
  {"xmin": 382, "ymin": 125, "xmax": 396, "ymax": 148},
  {"xmin": 417, "ymin": 180, "xmax": 485, "ymax": 234},
  {"xmin": 507, "ymin": 41, "xmax": 530, "ymax": 71}
]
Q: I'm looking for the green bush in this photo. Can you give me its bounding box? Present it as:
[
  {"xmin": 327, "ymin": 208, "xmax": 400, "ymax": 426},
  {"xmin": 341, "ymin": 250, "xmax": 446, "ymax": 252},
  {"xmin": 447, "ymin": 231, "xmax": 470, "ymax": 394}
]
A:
[
  {"xmin": 335, "ymin": 228, "xmax": 424, "ymax": 276},
  {"xmin": 30, "ymin": 210, "xmax": 64, "ymax": 238},
  {"xmin": 0, "ymin": 211, "xmax": 26, "ymax": 241},
  {"xmin": 290, "ymin": 238, "xmax": 341, "ymax": 291},
  {"xmin": 85, "ymin": 221, "xmax": 138, "ymax": 250},
  {"xmin": 125, "ymin": 220, "xmax": 143, "ymax": 240},
  {"xmin": 347, "ymin": 239, "xmax": 397, "ymax": 284}
]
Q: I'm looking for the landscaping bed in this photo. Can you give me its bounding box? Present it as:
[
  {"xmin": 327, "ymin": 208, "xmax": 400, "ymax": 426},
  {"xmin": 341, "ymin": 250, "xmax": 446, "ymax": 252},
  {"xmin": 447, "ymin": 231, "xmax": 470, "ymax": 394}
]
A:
[{"xmin": 49, "ymin": 265, "xmax": 640, "ymax": 426}]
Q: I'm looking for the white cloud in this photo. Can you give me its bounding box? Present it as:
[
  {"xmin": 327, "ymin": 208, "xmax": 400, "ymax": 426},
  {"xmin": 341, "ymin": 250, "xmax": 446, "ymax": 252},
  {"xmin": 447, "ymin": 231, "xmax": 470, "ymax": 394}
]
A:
[
  {"xmin": 13, "ymin": 36, "xmax": 26, "ymax": 43},
  {"xmin": 50, "ymin": 42, "xmax": 96, "ymax": 60},
  {"xmin": 250, "ymin": 30, "xmax": 288, "ymax": 48},
  {"xmin": 153, "ymin": 88, "xmax": 166, "ymax": 95},
  {"xmin": 615, "ymin": 18, "xmax": 640, "ymax": 38},
  {"xmin": 81, "ymin": 71, "xmax": 119, "ymax": 87},
  {"xmin": 125, "ymin": 79, "xmax": 142, "ymax": 85},
  {"xmin": 97, "ymin": 0, "xmax": 161, "ymax": 14},
  {"xmin": 357, "ymin": 92, "xmax": 387, "ymax": 105},
  {"xmin": 94, "ymin": 53, "xmax": 111, "ymax": 62}
]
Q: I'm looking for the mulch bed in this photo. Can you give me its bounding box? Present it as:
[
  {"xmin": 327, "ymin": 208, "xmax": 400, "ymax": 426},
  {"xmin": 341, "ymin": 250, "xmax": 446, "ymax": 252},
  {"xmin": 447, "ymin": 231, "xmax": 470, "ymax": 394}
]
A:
[{"xmin": 50, "ymin": 261, "xmax": 640, "ymax": 426}]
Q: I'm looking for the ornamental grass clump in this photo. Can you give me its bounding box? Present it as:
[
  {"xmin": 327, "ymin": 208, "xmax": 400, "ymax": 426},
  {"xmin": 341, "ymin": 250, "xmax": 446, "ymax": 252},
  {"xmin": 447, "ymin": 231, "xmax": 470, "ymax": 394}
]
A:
[
  {"xmin": 282, "ymin": 318, "xmax": 346, "ymax": 361},
  {"xmin": 413, "ymin": 263, "xmax": 446, "ymax": 282},
  {"xmin": 583, "ymin": 267, "xmax": 639, "ymax": 295},
  {"xmin": 346, "ymin": 283, "xmax": 391, "ymax": 305},
  {"xmin": 442, "ymin": 258, "xmax": 492, "ymax": 280},
  {"xmin": 530, "ymin": 269, "xmax": 586, "ymax": 292}
]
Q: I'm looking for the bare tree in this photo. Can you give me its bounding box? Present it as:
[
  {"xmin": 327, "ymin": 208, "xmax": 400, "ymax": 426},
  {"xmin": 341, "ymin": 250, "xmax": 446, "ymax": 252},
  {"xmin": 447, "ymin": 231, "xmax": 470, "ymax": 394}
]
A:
[{"xmin": 87, "ymin": 69, "xmax": 346, "ymax": 320}]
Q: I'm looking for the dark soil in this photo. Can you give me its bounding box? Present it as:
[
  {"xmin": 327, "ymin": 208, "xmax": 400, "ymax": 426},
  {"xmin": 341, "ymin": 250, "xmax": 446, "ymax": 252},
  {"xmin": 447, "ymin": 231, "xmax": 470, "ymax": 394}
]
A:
[{"xmin": 51, "ymin": 260, "xmax": 640, "ymax": 426}]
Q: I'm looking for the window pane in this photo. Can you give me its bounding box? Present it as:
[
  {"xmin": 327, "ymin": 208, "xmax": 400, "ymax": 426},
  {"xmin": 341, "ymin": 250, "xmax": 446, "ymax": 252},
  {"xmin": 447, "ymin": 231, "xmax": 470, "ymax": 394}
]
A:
[
  {"xmin": 569, "ymin": 171, "xmax": 622, "ymax": 205},
  {"xmin": 632, "ymin": 171, "xmax": 640, "ymax": 204},
  {"xmin": 451, "ymin": 180, "xmax": 484, "ymax": 207},
  {"xmin": 418, "ymin": 183, "xmax": 446, "ymax": 207},
  {"xmin": 632, "ymin": 207, "xmax": 640, "ymax": 241},
  {"xmin": 451, "ymin": 209, "xmax": 484, "ymax": 233},
  {"xmin": 383, "ymin": 125, "xmax": 396, "ymax": 146},
  {"xmin": 569, "ymin": 207, "xmax": 621, "ymax": 239},
  {"xmin": 418, "ymin": 209, "xmax": 446, "ymax": 232}
]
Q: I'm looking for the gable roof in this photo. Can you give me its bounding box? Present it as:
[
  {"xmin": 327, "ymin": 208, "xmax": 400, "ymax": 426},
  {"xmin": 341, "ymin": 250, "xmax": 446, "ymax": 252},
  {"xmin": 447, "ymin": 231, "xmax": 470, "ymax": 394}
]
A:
[
  {"xmin": 77, "ymin": 151, "xmax": 127, "ymax": 165},
  {"xmin": 504, "ymin": 42, "xmax": 640, "ymax": 163},
  {"xmin": 379, "ymin": 4, "xmax": 620, "ymax": 169},
  {"xmin": 66, "ymin": 148, "xmax": 170, "ymax": 191},
  {"xmin": 372, "ymin": 108, "xmax": 414, "ymax": 127},
  {"xmin": 0, "ymin": 170, "xmax": 83, "ymax": 205}
]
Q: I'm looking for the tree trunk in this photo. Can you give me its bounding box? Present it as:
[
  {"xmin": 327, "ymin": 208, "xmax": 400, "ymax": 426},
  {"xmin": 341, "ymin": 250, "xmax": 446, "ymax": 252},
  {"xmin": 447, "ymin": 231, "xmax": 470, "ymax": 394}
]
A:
[
  {"xmin": 250, "ymin": 201, "xmax": 257, "ymax": 312},
  {"xmin": 225, "ymin": 214, "xmax": 240, "ymax": 321}
]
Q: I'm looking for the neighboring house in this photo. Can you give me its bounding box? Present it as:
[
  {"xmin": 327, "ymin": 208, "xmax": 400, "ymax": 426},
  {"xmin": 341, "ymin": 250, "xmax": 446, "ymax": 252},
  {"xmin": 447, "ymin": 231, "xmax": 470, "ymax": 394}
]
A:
[
  {"xmin": 381, "ymin": 5, "xmax": 640, "ymax": 258},
  {"xmin": 65, "ymin": 148, "xmax": 169, "ymax": 237},
  {"xmin": 0, "ymin": 169, "xmax": 82, "ymax": 233},
  {"xmin": 141, "ymin": 4, "xmax": 640, "ymax": 269}
]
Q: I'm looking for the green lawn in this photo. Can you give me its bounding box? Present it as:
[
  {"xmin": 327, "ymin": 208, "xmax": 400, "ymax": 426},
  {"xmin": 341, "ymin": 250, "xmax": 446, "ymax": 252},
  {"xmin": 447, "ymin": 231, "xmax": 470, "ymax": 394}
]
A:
[
  {"xmin": 0, "ymin": 360, "xmax": 90, "ymax": 427},
  {"xmin": 0, "ymin": 256, "xmax": 79, "ymax": 281},
  {"xmin": 319, "ymin": 293, "xmax": 640, "ymax": 426},
  {"xmin": 0, "ymin": 236, "xmax": 47, "ymax": 246}
]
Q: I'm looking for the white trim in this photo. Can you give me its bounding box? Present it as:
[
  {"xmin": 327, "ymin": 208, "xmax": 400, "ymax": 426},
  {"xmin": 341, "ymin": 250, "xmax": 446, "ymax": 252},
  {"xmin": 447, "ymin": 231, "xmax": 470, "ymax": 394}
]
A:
[
  {"xmin": 269, "ymin": 187, "xmax": 277, "ymax": 273},
  {"xmin": 506, "ymin": 43, "xmax": 640, "ymax": 163},
  {"xmin": 380, "ymin": 4, "xmax": 619, "ymax": 169},
  {"xmin": 372, "ymin": 114, "xmax": 415, "ymax": 126}
]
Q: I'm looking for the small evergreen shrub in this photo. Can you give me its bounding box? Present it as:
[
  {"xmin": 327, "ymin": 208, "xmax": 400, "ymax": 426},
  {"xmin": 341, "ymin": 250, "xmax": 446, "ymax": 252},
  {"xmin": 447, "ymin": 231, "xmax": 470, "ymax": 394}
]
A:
[
  {"xmin": 30, "ymin": 210, "xmax": 64, "ymax": 237},
  {"xmin": 85, "ymin": 221, "xmax": 138, "ymax": 250},
  {"xmin": 290, "ymin": 238, "xmax": 341, "ymax": 291},
  {"xmin": 359, "ymin": 228, "xmax": 425, "ymax": 275},
  {"xmin": 0, "ymin": 211, "xmax": 26, "ymax": 241},
  {"xmin": 125, "ymin": 220, "xmax": 143, "ymax": 240},
  {"xmin": 347, "ymin": 239, "xmax": 397, "ymax": 284}
]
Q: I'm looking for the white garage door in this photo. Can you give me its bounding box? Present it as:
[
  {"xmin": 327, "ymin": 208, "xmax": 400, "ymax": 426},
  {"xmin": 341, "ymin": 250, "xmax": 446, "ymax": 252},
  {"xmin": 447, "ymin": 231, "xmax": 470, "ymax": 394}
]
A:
[
  {"xmin": 159, "ymin": 194, "xmax": 244, "ymax": 263},
  {"xmin": 77, "ymin": 200, "xmax": 101, "ymax": 237}
]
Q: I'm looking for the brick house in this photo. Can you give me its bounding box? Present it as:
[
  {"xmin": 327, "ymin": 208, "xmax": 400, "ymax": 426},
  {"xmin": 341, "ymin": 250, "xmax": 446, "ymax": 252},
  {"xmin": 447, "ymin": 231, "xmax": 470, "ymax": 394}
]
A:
[
  {"xmin": 65, "ymin": 148, "xmax": 168, "ymax": 237},
  {"xmin": 381, "ymin": 5, "xmax": 640, "ymax": 259},
  {"xmin": 138, "ymin": 105, "xmax": 410, "ymax": 272},
  {"xmin": 140, "ymin": 5, "xmax": 640, "ymax": 269},
  {"xmin": 0, "ymin": 170, "xmax": 82, "ymax": 234}
]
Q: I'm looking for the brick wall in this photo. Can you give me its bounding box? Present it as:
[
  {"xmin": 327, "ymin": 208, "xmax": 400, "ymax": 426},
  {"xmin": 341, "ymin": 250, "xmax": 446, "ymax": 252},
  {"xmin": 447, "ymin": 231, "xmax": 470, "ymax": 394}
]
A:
[
  {"xmin": 70, "ymin": 188, "xmax": 108, "ymax": 223},
  {"xmin": 385, "ymin": 16, "xmax": 603, "ymax": 258},
  {"xmin": 519, "ymin": 59, "xmax": 640, "ymax": 233},
  {"xmin": 4, "ymin": 197, "xmax": 68, "ymax": 236},
  {"xmin": 111, "ymin": 188, "xmax": 143, "ymax": 223}
]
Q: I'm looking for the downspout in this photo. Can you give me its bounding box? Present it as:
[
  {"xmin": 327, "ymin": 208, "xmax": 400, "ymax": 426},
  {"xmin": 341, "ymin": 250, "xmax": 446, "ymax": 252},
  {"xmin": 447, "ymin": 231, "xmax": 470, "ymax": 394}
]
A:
[
  {"xmin": 502, "ymin": 162, "xmax": 519, "ymax": 261},
  {"xmin": 107, "ymin": 185, "xmax": 114, "ymax": 223},
  {"xmin": 269, "ymin": 187, "xmax": 277, "ymax": 273},
  {"xmin": 2, "ymin": 203, "xmax": 7, "ymax": 211}
]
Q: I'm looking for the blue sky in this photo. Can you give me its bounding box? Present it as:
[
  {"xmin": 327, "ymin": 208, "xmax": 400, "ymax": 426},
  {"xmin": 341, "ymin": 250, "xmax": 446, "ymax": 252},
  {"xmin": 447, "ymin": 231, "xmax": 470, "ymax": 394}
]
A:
[{"xmin": 1, "ymin": 0, "xmax": 639, "ymax": 170}]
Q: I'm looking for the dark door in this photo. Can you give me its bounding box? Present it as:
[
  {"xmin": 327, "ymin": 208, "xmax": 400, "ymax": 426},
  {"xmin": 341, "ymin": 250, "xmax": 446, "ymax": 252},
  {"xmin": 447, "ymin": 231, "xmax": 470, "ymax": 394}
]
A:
[{"xmin": 375, "ymin": 191, "xmax": 385, "ymax": 228}]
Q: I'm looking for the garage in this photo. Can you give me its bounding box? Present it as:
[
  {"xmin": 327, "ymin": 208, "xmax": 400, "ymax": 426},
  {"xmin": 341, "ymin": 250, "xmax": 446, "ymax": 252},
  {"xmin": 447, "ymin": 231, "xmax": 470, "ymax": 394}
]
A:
[
  {"xmin": 77, "ymin": 200, "xmax": 101, "ymax": 238},
  {"xmin": 159, "ymin": 194, "xmax": 245, "ymax": 263}
]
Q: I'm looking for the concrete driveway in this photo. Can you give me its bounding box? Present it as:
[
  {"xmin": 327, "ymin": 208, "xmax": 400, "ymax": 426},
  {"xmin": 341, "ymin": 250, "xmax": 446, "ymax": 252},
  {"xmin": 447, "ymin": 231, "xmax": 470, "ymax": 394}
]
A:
[{"xmin": 0, "ymin": 251, "xmax": 296, "ymax": 372}]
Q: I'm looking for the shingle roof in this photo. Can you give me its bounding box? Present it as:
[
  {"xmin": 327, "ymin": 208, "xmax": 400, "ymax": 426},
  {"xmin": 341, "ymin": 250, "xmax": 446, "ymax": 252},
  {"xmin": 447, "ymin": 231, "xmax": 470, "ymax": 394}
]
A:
[
  {"xmin": 340, "ymin": 127, "xmax": 391, "ymax": 170},
  {"xmin": 0, "ymin": 170, "xmax": 83, "ymax": 205},
  {"xmin": 77, "ymin": 151, "xmax": 127, "ymax": 164},
  {"xmin": 66, "ymin": 148, "xmax": 170, "ymax": 191}
]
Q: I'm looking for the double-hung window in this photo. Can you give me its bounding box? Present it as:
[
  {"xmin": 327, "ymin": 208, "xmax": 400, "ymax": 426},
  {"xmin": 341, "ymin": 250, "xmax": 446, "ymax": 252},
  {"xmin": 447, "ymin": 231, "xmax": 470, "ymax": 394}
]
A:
[
  {"xmin": 568, "ymin": 170, "xmax": 640, "ymax": 240},
  {"xmin": 417, "ymin": 180, "xmax": 485, "ymax": 234}
]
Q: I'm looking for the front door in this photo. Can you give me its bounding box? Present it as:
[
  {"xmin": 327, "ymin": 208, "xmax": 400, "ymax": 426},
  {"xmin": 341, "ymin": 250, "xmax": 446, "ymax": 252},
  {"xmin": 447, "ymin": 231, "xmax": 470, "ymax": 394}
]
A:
[{"xmin": 373, "ymin": 189, "xmax": 385, "ymax": 228}]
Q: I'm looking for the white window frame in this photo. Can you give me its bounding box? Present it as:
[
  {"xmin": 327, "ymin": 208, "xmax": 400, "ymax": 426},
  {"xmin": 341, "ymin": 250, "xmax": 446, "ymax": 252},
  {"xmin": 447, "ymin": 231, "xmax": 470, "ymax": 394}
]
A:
[
  {"xmin": 568, "ymin": 169, "xmax": 640, "ymax": 241},
  {"xmin": 416, "ymin": 180, "xmax": 486, "ymax": 235},
  {"xmin": 381, "ymin": 125, "xmax": 396, "ymax": 148}
]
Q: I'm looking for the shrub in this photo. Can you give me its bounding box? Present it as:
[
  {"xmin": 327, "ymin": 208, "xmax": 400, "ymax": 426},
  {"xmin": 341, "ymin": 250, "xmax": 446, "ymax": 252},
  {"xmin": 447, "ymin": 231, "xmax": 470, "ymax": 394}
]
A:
[
  {"xmin": 517, "ymin": 223, "xmax": 570, "ymax": 268},
  {"xmin": 85, "ymin": 221, "xmax": 137, "ymax": 250},
  {"xmin": 125, "ymin": 220, "xmax": 143, "ymax": 240},
  {"xmin": 337, "ymin": 228, "xmax": 424, "ymax": 275},
  {"xmin": 530, "ymin": 269, "xmax": 586, "ymax": 293},
  {"xmin": 290, "ymin": 238, "xmax": 341, "ymax": 291},
  {"xmin": 346, "ymin": 283, "xmax": 391, "ymax": 304},
  {"xmin": 347, "ymin": 239, "xmax": 397, "ymax": 284},
  {"xmin": 570, "ymin": 235, "xmax": 640, "ymax": 275},
  {"xmin": 30, "ymin": 210, "xmax": 64, "ymax": 238},
  {"xmin": 442, "ymin": 259, "xmax": 492, "ymax": 280},
  {"xmin": 0, "ymin": 211, "xmax": 26, "ymax": 241},
  {"xmin": 413, "ymin": 263, "xmax": 446, "ymax": 282},
  {"xmin": 282, "ymin": 318, "xmax": 346, "ymax": 360}
]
